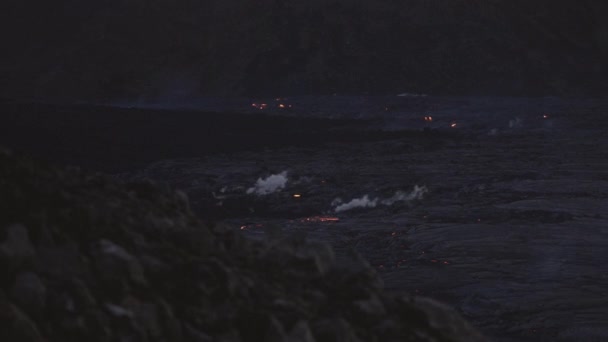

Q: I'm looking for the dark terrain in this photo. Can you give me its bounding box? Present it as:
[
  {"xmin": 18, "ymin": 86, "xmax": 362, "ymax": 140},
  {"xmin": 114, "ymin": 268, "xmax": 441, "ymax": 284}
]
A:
[
  {"xmin": 2, "ymin": 0, "xmax": 608, "ymax": 100},
  {"xmin": 0, "ymin": 147, "xmax": 486, "ymax": 342},
  {"xmin": 3, "ymin": 0, "xmax": 608, "ymax": 340},
  {"xmin": 2, "ymin": 96, "xmax": 608, "ymax": 341}
]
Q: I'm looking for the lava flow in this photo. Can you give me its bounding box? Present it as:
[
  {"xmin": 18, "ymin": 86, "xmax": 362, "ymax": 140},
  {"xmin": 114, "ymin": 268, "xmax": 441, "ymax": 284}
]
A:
[{"xmin": 299, "ymin": 216, "xmax": 340, "ymax": 223}]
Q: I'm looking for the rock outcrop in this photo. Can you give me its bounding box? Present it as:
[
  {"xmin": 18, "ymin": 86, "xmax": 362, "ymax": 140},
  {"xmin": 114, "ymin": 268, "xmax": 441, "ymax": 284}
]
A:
[{"xmin": 0, "ymin": 148, "xmax": 485, "ymax": 341}]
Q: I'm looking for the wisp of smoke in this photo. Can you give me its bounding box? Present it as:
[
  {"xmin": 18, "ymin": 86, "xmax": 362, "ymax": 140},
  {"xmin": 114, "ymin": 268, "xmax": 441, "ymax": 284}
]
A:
[
  {"xmin": 334, "ymin": 195, "xmax": 378, "ymax": 213},
  {"xmin": 381, "ymin": 185, "xmax": 428, "ymax": 205},
  {"xmin": 333, "ymin": 185, "xmax": 428, "ymax": 212},
  {"xmin": 509, "ymin": 117, "xmax": 522, "ymax": 129},
  {"xmin": 246, "ymin": 171, "xmax": 288, "ymax": 196}
]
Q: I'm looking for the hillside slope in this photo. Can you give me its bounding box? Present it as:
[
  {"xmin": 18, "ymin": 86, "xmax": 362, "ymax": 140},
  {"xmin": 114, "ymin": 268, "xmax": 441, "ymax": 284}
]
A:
[{"xmin": 2, "ymin": 0, "xmax": 607, "ymax": 100}]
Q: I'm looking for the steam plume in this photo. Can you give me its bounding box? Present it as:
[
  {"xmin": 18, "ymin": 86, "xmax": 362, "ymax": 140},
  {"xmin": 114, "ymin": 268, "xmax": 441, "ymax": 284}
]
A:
[{"xmin": 247, "ymin": 171, "xmax": 288, "ymax": 196}]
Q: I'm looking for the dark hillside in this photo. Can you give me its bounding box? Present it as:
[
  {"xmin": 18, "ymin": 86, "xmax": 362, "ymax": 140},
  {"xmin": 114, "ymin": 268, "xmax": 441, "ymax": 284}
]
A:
[{"xmin": 2, "ymin": 0, "xmax": 607, "ymax": 100}]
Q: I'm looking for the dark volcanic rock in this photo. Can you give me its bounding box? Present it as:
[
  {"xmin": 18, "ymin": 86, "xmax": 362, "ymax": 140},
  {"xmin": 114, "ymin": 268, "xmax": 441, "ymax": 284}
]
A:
[
  {"xmin": 0, "ymin": 224, "xmax": 36, "ymax": 272},
  {"xmin": 0, "ymin": 148, "xmax": 486, "ymax": 341},
  {"xmin": 10, "ymin": 272, "xmax": 46, "ymax": 318}
]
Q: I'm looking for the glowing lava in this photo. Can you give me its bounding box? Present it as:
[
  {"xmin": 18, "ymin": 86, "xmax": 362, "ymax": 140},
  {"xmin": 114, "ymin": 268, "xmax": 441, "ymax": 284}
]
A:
[
  {"xmin": 299, "ymin": 216, "xmax": 340, "ymax": 223},
  {"xmin": 251, "ymin": 103, "xmax": 268, "ymax": 110}
]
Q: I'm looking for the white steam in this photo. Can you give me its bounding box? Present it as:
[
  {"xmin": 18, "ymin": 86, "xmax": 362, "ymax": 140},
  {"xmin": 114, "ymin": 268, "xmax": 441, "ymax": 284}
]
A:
[
  {"xmin": 333, "ymin": 185, "xmax": 428, "ymax": 212},
  {"xmin": 247, "ymin": 171, "xmax": 288, "ymax": 196},
  {"xmin": 334, "ymin": 195, "xmax": 378, "ymax": 212},
  {"xmin": 509, "ymin": 117, "xmax": 522, "ymax": 129},
  {"xmin": 380, "ymin": 185, "xmax": 428, "ymax": 205}
]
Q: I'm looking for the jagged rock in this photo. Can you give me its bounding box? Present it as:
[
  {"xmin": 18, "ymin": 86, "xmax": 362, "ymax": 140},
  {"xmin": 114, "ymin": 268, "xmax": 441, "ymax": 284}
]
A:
[
  {"xmin": 91, "ymin": 239, "xmax": 147, "ymax": 290},
  {"xmin": 47, "ymin": 291, "xmax": 77, "ymax": 314},
  {"xmin": 103, "ymin": 303, "xmax": 133, "ymax": 319},
  {"xmin": 352, "ymin": 294, "xmax": 387, "ymax": 317},
  {"xmin": 59, "ymin": 315, "xmax": 88, "ymax": 337},
  {"xmin": 0, "ymin": 296, "xmax": 44, "ymax": 342},
  {"xmin": 35, "ymin": 243, "xmax": 88, "ymax": 278},
  {"xmin": 312, "ymin": 318, "xmax": 362, "ymax": 342},
  {"xmin": 139, "ymin": 254, "xmax": 172, "ymax": 278},
  {"xmin": 410, "ymin": 296, "xmax": 487, "ymax": 342},
  {"xmin": 0, "ymin": 224, "xmax": 36, "ymax": 271},
  {"xmin": 10, "ymin": 272, "xmax": 46, "ymax": 318},
  {"xmin": 82, "ymin": 310, "xmax": 112, "ymax": 340},
  {"xmin": 217, "ymin": 332, "xmax": 241, "ymax": 342},
  {"xmin": 0, "ymin": 150, "xmax": 488, "ymax": 342},
  {"xmin": 157, "ymin": 298, "xmax": 183, "ymax": 341},
  {"xmin": 292, "ymin": 242, "xmax": 335, "ymax": 276},
  {"xmin": 175, "ymin": 190, "xmax": 191, "ymax": 211},
  {"xmin": 69, "ymin": 278, "xmax": 97, "ymax": 311},
  {"xmin": 288, "ymin": 320, "xmax": 316, "ymax": 342},
  {"xmin": 265, "ymin": 315, "xmax": 288, "ymax": 342},
  {"xmin": 121, "ymin": 296, "xmax": 163, "ymax": 339},
  {"xmin": 183, "ymin": 323, "xmax": 213, "ymax": 342}
]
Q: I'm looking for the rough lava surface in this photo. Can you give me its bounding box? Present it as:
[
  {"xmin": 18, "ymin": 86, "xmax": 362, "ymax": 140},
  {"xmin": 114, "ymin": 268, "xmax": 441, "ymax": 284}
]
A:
[{"xmin": 0, "ymin": 148, "xmax": 485, "ymax": 341}]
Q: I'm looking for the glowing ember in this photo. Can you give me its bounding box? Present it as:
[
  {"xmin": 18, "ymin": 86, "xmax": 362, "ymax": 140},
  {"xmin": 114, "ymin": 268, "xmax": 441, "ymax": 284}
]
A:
[
  {"xmin": 278, "ymin": 103, "xmax": 286, "ymax": 109},
  {"xmin": 300, "ymin": 216, "xmax": 340, "ymax": 223},
  {"xmin": 450, "ymin": 122, "xmax": 457, "ymax": 128},
  {"xmin": 293, "ymin": 194, "xmax": 301, "ymax": 198},
  {"xmin": 239, "ymin": 223, "xmax": 265, "ymax": 230},
  {"xmin": 424, "ymin": 116, "xmax": 433, "ymax": 122},
  {"xmin": 251, "ymin": 103, "xmax": 268, "ymax": 110}
]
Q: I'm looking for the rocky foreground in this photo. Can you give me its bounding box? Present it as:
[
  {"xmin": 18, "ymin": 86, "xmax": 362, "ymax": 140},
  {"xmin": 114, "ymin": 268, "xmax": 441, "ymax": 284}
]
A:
[{"xmin": 0, "ymin": 148, "xmax": 485, "ymax": 341}]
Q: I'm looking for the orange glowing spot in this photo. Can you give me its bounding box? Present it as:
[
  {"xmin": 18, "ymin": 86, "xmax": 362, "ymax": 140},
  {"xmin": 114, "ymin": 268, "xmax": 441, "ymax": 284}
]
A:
[
  {"xmin": 424, "ymin": 116, "xmax": 433, "ymax": 122},
  {"xmin": 278, "ymin": 104, "xmax": 286, "ymax": 109},
  {"xmin": 450, "ymin": 123, "xmax": 457, "ymax": 128},
  {"xmin": 300, "ymin": 216, "xmax": 340, "ymax": 223},
  {"xmin": 240, "ymin": 225, "xmax": 247, "ymax": 230},
  {"xmin": 293, "ymin": 194, "xmax": 301, "ymax": 198}
]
